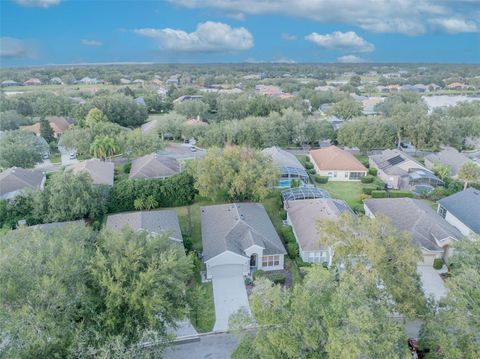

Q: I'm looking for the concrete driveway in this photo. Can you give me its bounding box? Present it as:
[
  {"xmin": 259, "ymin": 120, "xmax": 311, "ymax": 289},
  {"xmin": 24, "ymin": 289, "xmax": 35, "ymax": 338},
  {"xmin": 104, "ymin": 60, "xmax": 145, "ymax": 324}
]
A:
[
  {"xmin": 164, "ymin": 333, "xmax": 239, "ymax": 359},
  {"xmin": 211, "ymin": 265, "xmax": 250, "ymax": 332},
  {"xmin": 59, "ymin": 146, "xmax": 78, "ymax": 166},
  {"xmin": 417, "ymin": 265, "xmax": 448, "ymax": 302}
]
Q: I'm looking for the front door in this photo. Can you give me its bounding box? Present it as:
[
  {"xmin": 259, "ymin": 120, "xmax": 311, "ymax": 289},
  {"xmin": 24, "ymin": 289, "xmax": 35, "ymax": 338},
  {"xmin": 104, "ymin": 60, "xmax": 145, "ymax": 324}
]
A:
[{"xmin": 250, "ymin": 254, "xmax": 257, "ymax": 270}]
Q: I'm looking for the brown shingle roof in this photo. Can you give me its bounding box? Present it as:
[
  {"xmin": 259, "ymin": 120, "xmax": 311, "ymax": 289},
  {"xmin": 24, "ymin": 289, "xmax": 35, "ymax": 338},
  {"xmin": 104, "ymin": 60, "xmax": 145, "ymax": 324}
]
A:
[{"xmin": 309, "ymin": 146, "xmax": 367, "ymax": 172}]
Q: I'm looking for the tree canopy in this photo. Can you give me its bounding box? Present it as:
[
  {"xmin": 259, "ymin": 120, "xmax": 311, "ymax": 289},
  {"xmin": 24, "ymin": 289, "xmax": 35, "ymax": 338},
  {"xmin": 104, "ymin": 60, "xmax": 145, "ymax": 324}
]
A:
[{"xmin": 0, "ymin": 130, "xmax": 48, "ymax": 168}]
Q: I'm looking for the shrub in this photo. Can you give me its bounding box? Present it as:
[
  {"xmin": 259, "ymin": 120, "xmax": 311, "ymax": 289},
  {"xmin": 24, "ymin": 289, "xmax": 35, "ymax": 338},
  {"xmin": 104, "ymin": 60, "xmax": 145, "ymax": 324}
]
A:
[
  {"xmin": 295, "ymin": 257, "xmax": 311, "ymax": 267},
  {"xmin": 307, "ymin": 168, "xmax": 316, "ymax": 175},
  {"xmin": 267, "ymin": 272, "xmax": 286, "ymax": 285},
  {"xmin": 371, "ymin": 190, "xmax": 387, "ymax": 198},
  {"xmin": 351, "ymin": 203, "xmax": 365, "ymax": 214},
  {"xmin": 253, "ymin": 269, "xmax": 266, "ymax": 280},
  {"xmin": 362, "ymin": 186, "xmax": 377, "ymax": 195},
  {"xmin": 279, "ymin": 208, "xmax": 287, "ymax": 220},
  {"xmin": 287, "ymin": 242, "xmax": 299, "ymax": 259},
  {"xmin": 389, "ymin": 191, "xmax": 413, "ymax": 198},
  {"xmin": 433, "ymin": 258, "xmax": 444, "ymax": 270},
  {"xmin": 359, "ymin": 193, "xmax": 369, "ymax": 201},
  {"xmin": 122, "ymin": 162, "xmax": 132, "ymax": 174},
  {"xmin": 304, "ymin": 162, "xmax": 314, "ymax": 170},
  {"xmin": 368, "ymin": 168, "xmax": 377, "ymax": 176},
  {"xmin": 361, "ymin": 175, "xmax": 375, "ymax": 183},
  {"xmin": 305, "ymin": 156, "xmax": 310, "ymax": 163},
  {"xmin": 314, "ymin": 175, "xmax": 329, "ymax": 184},
  {"xmin": 280, "ymin": 227, "xmax": 296, "ymax": 244}
]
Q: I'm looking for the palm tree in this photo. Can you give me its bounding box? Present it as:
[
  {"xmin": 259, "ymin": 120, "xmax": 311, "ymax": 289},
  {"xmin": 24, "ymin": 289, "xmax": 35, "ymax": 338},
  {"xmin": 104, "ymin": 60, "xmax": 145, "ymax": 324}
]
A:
[
  {"xmin": 458, "ymin": 162, "xmax": 480, "ymax": 190},
  {"xmin": 90, "ymin": 136, "xmax": 119, "ymax": 161}
]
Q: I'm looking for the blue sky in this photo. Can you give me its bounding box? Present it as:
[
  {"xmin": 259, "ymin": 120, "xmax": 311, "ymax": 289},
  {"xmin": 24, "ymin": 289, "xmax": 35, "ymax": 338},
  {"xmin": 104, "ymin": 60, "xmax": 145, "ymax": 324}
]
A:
[{"xmin": 1, "ymin": 0, "xmax": 479, "ymax": 66}]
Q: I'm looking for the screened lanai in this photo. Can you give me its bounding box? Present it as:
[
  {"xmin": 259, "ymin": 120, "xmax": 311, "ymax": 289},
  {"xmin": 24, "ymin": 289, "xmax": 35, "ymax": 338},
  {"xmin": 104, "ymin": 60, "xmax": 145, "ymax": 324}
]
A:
[{"xmin": 281, "ymin": 187, "xmax": 331, "ymax": 203}]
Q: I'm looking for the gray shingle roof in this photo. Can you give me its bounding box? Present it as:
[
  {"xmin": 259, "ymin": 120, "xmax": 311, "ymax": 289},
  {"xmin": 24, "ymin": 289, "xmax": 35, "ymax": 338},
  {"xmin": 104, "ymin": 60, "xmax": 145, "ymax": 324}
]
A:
[
  {"xmin": 69, "ymin": 159, "xmax": 114, "ymax": 186},
  {"xmin": 364, "ymin": 198, "xmax": 463, "ymax": 252},
  {"xmin": 29, "ymin": 220, "xmax": 85, "ymax": 232},
  {"xmin": 370, "ymin": 149, "xmax": 422, "ymax": 176},
  {"xmin": 201, "ymin": 203, "xmax": 286, "ymax": 261},
  {"xmin": 424, "ymin": 148, "xmax": 471, "ymax": 176},
  {"xmin": 262, "ymin": 146, "xmax": 304, "ymax": 169},
  {"xmin": 287, "ymin": 198, "xmax": 352, "ymax": 251},
  {"xmin": 438, "ymin": 188, "xmax": 480, "ymax": 234},
  {"xmin": 106, "ymin": 210, "xmax": 182, "ymax": 241},
  {"xmin": 0, "ymin": 167, "xmax": 45, "ymax": 197},
  {"xmin": 129, "ymin": 153, "xmax": 180, "ymax": 179}
]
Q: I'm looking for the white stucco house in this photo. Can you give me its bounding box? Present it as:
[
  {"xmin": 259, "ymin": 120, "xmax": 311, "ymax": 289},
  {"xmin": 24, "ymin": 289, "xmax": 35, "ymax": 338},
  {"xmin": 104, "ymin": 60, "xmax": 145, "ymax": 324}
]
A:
[
  {"xmin": 201, "ymin": 203, "xmax": 286, "ymax": 280},
  {"xmin": 309, "ymin": 145, "xmax": 367, "ymax": 181},
  {"xmin": 286, "ymin": 198, "xmax": 352, "ymax": 266},
  {"xmin": 437, "ymin": 188, "xmax": 480, "ymax": 236}
]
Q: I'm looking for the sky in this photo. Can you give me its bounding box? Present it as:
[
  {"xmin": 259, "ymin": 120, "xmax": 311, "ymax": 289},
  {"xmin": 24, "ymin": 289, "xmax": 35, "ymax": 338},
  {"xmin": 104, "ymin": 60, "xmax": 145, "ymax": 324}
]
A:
[{"xmin": 1, "ymin": 0, "xmax": 480, "ymax": 66}]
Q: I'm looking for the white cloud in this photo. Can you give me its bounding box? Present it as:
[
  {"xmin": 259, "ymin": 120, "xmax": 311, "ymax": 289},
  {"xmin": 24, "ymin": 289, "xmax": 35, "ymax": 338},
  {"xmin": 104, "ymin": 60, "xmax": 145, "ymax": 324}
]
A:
[
  {"xmin": 281, "ymin": 33, "xmax": 297, "ymax": 41},
  {"xmin": 134, "ymin": 21, "xmax": 253, "ymax": 52},
  {"xmin": 429, "ymin": 18, "xmax": 478, "ymax": 33},
  {"xmin": 81, "ymin": 39, "xmax": 103, "ymax": 46},
  {"xmin": 305, "ymin": 31, "xmax": 374, "ymax": 52},
  {"xmin": 0, "ymin": 37, "xmax": 36, "ymax": 58},
  {"xmin": 337, "ymin": 55, "xmax": 366, "ymax": 63},
  {"xmin": 15, "ymin": 0, "xmax": 61, "ymax": 7},
  {"xmin": 171, "ymin": 0, "xmax": 479, "ymax": 35}
]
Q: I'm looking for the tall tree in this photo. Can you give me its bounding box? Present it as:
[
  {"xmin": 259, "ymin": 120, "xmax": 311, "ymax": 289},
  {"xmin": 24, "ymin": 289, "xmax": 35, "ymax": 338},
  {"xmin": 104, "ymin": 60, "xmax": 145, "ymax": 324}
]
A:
[
  {"xmin": 189, "ymin": 146, "xmax": 278, "ymax": 201},
  {"xmin": 0, "ymin": 130, "xmax": 48, "ymax": 168},
  {"xmin": 85, "ymin": 108, "xmax": 109, "ymax": 127},
  {"xmin": 90, "ymin": 135, "xmax": 120, "ymax": 160},
  {"xmin": 330, "ymin": 97, "xmax": 362, "ymax": 120},
  {"xmin": 457, "ymin": 162, "xmax": 480, "ymax": 190},
  {"xmin": 39, "ymin": 117, "xmax": 54, "ymax": 143}
]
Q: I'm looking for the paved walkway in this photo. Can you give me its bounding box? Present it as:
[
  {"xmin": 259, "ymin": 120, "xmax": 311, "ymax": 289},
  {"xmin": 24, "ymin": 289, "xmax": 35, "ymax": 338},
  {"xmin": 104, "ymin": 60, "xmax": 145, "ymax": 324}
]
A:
[
  {"xmin": 211, "ymin": 265, "xmax": 250, "ymax": 331},
  {"xmin": 417, "ymin": 265, "xmax": 448, "ymax": 301},
  {"xmin": 163, "ymin": 333, "xmax": 239, "ymax": 359}
]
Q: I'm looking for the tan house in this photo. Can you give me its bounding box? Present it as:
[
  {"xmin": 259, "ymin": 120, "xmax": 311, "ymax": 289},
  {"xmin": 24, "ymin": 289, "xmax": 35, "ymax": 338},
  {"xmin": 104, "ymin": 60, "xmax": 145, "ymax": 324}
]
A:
[
  {"xmin": 68, "ymin": 159, "xmax": 115, "ymax": 186},
  {"xmin": 309, "ymin": 145, "xmax": 367, "ymax": 181},
  {"xmin": 21, "ymin": 116, "xmax": 74, "ymax": 138}
]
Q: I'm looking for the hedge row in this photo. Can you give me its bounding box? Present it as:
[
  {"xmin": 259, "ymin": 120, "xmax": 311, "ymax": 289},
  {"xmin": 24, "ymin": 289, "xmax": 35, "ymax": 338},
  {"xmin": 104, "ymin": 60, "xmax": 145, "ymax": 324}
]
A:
[
  {"xmin": 371, "ymin": 190, "xmax": 413, "ymax": 199},
  {"xmin": 368, "ymin": 168, "xmax": 377, "ymax": 176},
  {"xmin": 361, "ymin": 175, "xmax": 375, "ymax": 183},
  {"xmin": 313, "ymin": 175, "xmax": 329, "ymax": 184}
]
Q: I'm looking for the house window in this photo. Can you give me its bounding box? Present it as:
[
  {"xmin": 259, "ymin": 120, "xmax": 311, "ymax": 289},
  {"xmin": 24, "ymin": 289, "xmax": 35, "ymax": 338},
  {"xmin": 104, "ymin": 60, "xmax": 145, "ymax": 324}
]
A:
[
  {"xmin": 349, "ymin": 172, "xmax": 365, "ymax": 180},
  {"xmin": 333, "ymin": 172, "xmax": 337, "ymax": 178},
  {"xmin": 438, "ymin": 205, "xmax": 447, "ymax": 219},
  {"xmin": 327, "ymin": 172, "xmax": 333, "ymax": 177},
  {"xmin": 262, "ymin": 255, "xmax": 280, "ymax": 267}
]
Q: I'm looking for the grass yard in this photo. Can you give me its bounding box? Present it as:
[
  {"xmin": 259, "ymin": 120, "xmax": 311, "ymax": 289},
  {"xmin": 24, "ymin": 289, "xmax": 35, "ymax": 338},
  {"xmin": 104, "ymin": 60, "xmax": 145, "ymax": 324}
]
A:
[
  {"xmin": 187, "ymin": 281, "xmax": 215, "ymax": 333},
  {"xmin": 49, "ymin": 152, "xmax": 61, "ymax": 164},
  {"xmin": 316, "ymin": 181, "xmax": 365, "ymax": 208}
]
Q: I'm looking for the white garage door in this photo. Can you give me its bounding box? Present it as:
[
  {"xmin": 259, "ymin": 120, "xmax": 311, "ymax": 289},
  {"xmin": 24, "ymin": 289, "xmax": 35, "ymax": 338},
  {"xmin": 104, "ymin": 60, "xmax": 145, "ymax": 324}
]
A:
[{"xmin": 211, "ymin": 264, "xmax": 250, "ymax": 332}]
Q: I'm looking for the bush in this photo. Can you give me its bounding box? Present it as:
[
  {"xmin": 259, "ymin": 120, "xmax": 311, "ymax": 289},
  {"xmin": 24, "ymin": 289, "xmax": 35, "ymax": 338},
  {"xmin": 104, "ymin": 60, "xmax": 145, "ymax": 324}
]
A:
[
  {"xmin": 305, "ymin": 156, "xmax": 310, "ymax": 163},
  {"xmin": 361, "ymin": 175, "xmax": 375, "ymax": 183},
  {"xmin": 433, "ymin": 258, "xmax": 444, "ymax": 270},
  {"xmin": 314, "ymin": 175, "xmax": 329, "ymax": 184},
  {"xmin": 307, "ymin": 168, "xmax": 316, "ymax": 175},
  {"xmin": 122, "ymin": 162, "xmax": 132, "ymax": 174},
  {"xmin": 389, "ymin": 191, "xmax": 413, "ymax": 198},
  {"xmin": 362, "ymin": 186, "xmax": 377, "ymax": 195},
  {"xmin": 253, "ymin": 269, "xmax": 266, "ymax": 280},
  {"xmin": 267, "ymin": 272, "xmax": 286, "ymax": 285},
  {"xmin": 371, "ymin": 190, "xmax": 387, "ymax": 198},
  {"xmin": 279, "ymin": 208, "xmax": 287, "ymax": 220},
  {"xmin": 351, "ymin": 203, "xmax": 365, "ymax": 214},
  {"xmin": 304, "ymin": 162, "xmax": 314, "ymax": 170},
  {"xmin": 287, "ymin": 242, "xmax": 299, "ymax": 259},
  {"xmin": 368, "ymin": 168, "xmax": 377, "ymax": 176},
  {"xmin": 295, "ymin": 257, "xmax": 311, "ymax": 267},
  {"xmin": 280, "ymin": 227, "xmax": 296, "ymax": 244}
]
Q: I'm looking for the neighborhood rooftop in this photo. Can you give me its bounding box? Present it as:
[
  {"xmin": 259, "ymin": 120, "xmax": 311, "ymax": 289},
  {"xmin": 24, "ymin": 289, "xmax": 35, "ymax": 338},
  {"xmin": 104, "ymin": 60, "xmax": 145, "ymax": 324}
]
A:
[
  {"xmin": 438, "ymin": 188, "xmax": 480, "ymax": 234},
  {"xmin": 364, "ymin": 198, "xmax": 463, "ymax": 252},
  {"xmin": 201, "ymin": 203, "xmax": 286, "ymax": 261},
  {"xmin": 0, "ymin": 167, "xmax": 45, "ymax": 197},
  {"xmin": 129, "ymin": 153, "xmax": 180, "ymax": 179},
  {"xmin": 309, "ymin": 145, "xmax": 367, "ymax": 171},
  {"xmin": 68, "ymin": 159, "xmax": 114, "ymax": 186}
]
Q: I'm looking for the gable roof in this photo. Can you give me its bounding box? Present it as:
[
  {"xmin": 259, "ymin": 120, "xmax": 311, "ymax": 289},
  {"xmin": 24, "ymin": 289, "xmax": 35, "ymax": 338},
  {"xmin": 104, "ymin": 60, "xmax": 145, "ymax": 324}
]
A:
[
  {"xmin": 28, "ymin": 220, "xmax": 85, "ymax": 232},
  {"xmin": 106, "ymin": 210, "xmax": 182, "ymax": 241},
  {"xmin": 0, "ymin": 167, "xmax": 45, "ymax": 196},
  {"xmin": 370, "ymin": 149, "xmax": 425, "ymax": 176},
  {"xmin": 201, "ymin": 203, "xmax": 286, "ymax": 261},
  {"xmin": 287, "ymin": 198, "xmax": 352, "ymax": 251},
  {"xmin": 309, "ymin": 145, "xmax": 367, "ymax": 172},
  {"xmin": 129, "ymin": 153, "xmax": 180, "ymax": 179},
  {"xmin": 424, "ymin": 148, "xmax": 471, "ymax": 176},
  {"xmin": 364, "ymin": 198, "xmax": 463, "ymax": 252},
  {"xmin": 262, "ymin": 146, "xmax": 304, "ymax": 169},
  {"xmin": 20, "ymin": 116, "xmax": 74, "ymax": 135},
  {"xmin": 438, "ymin": 188, "xmax": 480, "ymax": 234},
  {"xmin": 69, "ymin": 159, "xmax": 114, "ymax": 186}
]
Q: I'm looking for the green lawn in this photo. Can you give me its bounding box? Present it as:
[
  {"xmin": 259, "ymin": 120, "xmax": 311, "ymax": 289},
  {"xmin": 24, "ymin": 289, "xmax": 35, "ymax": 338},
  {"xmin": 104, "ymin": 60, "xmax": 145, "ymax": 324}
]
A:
[
  {"xmin": 316, "ymin": 181, "xmax": 365, "ymax": 208},
  {"xmin": 187, "ymin": 282, "xmax": 215, "ymax": 333},
  {"xmin": 49, "ymin": 152, "xmax": 61, "ymax": 164}
]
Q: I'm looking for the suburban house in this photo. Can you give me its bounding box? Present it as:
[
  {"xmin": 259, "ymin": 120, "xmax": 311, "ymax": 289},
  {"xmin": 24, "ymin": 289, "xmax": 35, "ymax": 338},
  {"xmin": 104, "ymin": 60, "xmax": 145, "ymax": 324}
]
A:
[
  {"xmin": 68, "ymin": 159, "xmax": 114, "ymax": 186},
  {"xmin": 173, "ymin": 95, "xmax": 203, "ymax": 104},
  {"xmin": 0, "ymin": 167, "xmax": 46, "ymax": 200},
  {"xmin": 27, "ymin": 220, "xmax": 85, "ymax": 232},
  {"xmin": 364, "ymin": 198, "xmax": 463, "ymax": 265},
  {"xmin": 262, "ymin": 146, "xmax": 308, "ymax": 188},
  {"xmin": 129, "ymin": 153, "xmax": 180, "ymax": 180},
  {"xmin": 106, "ymin": 210, "xmax": 183, "ymax": 244},
  {"xmin": 281, "ymin": 186, "xmax": 330, "ymax": 203},
  {"xmin": 21, "ymin": 116, "xmax": 75, "ymax": 138},
  {"xmin": 369, "ymin": 149, "xmax": 443, "ymax": 192},
  {"xmin": 24, "ymin": 78, "xmax": 42, "ymax": 86},
  {"xmin": 424, "ymin": 147, "xmax": 471, "ymax": 177},
  {"xmin": 437, "ymin": 188, "xmax": 480, "ymax": 236},
  {"xmin": 286, "ymin": 198, "xmax": 352, "ymax": 266},
  {"xmin": 201, "ymin": 203, "xmax": 286, "ymax": 280},
  {"xmin": 309, "ymin": 145, "xmax": 367, "ymax": 181}
]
